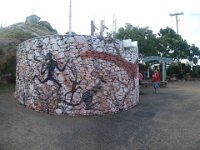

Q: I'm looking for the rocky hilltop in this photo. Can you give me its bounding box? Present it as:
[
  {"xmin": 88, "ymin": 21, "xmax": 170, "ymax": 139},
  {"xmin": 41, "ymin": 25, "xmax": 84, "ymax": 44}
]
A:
[{"xmin": 0, "ymin": 14, "xmax": 58, "ymax": 83}]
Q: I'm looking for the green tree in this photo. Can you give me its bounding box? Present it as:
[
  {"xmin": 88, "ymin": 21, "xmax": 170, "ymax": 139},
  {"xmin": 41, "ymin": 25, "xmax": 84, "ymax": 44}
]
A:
[
  {"xmin": 115, "ymin": 23, "xmax": 159, "ymax": 58},
  {"xmin": 188, "ymin": 44, "xmax": 200, "ymax": 72},
  {"xmin": 190, "ymin": 44, "xmax": 200, "ymax": 56},
  {"xmin": 193, "ymin": 57, "xmax": 198, "ymax": 65},
  {"xmin": 193, "ymin": 57, "xmax": 199, "ymax": 73},
  {"xmin": 158, "ymin": 27, "xmax": 190, "ymax": 77},
  {"xmin": 184, "ymin": 43, "xmax": 199, "ymax": 74}
]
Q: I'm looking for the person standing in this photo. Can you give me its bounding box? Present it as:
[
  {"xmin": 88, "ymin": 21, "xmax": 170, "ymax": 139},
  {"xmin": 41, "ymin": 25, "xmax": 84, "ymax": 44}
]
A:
[{"xmin": 152, "ymin": 70, "xmax": 159, "ymax": 94}]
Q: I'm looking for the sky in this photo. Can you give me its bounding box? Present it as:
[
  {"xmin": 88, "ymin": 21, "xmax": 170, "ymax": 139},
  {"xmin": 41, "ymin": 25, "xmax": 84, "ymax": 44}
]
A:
[{"xmin": 0, "ymin": 0, "xmax": 200, "ymax": 47}]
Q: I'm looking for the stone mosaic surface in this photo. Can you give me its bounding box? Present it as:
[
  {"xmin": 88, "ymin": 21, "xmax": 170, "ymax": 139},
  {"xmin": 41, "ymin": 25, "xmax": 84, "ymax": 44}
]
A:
[{"xmin": 15, "ymin": 35, "xmax": 139, "ymax": 116}]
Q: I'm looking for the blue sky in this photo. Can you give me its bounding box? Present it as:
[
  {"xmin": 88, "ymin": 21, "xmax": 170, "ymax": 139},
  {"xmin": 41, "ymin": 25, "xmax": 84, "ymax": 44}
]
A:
[{"xmin": 0, "ymin": 0, "xmax": 199, "ymax": 47}]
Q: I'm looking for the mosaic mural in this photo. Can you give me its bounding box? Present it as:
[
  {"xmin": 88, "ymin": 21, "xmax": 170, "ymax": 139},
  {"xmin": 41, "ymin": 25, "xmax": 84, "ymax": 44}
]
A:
[{"xmin": 15, "ymin": 35, "xmax": 139, "ymax": 116}]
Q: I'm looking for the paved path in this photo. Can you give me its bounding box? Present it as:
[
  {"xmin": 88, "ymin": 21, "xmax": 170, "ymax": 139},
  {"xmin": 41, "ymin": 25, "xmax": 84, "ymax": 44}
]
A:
[{"xmin": 0, "ymin": 81, "xmax": 200, "ymax": 150}]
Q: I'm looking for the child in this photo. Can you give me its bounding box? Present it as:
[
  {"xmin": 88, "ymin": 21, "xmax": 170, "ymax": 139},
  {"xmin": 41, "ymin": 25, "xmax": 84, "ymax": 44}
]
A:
[{"xmin": 152, "ymin": 70, "xmax": 159, "ymax": 94}]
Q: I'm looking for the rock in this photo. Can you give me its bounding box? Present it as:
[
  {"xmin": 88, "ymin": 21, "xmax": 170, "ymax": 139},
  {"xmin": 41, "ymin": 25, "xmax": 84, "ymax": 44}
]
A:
[
  {"xmin": 52, "ymin": 44, "xmax": 60, "ymax": 50},
  {"xmin": 55, "ymin": 109, "xmax": 63, "ymax": 114},
  {"xmin": 47, "ymin": 80, "xmax": 54, "ymax": 86},
  {"xmin": 57, "ymin": 74, "xmax": 65, "ymax": 82}
]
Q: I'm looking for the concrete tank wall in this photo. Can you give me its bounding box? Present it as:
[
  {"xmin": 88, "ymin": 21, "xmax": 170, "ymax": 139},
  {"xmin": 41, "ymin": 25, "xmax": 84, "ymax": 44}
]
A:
[{"xmin": 15, "ymin": 35, "xmax": 139, "ymax": 116}]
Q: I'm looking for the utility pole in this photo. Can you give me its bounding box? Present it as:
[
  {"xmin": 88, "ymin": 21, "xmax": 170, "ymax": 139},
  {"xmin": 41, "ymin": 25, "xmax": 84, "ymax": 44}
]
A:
[
  {"xmin": 169, "ymin": 12, "xmax": 184, "ymax": 78},
  {"xmin": 169, "ymin": 12, "xmax": 184, "ymax": 34},
  {"xmin": 69, "ymin": 0, "xmax": 72, "ymax": 36}
]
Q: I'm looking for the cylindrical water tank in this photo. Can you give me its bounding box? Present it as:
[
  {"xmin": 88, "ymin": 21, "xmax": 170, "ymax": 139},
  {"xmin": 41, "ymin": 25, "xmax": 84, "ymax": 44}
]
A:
[{"xmin": 15, "ymin": 35, "xmax": 139, "ymax": 116}]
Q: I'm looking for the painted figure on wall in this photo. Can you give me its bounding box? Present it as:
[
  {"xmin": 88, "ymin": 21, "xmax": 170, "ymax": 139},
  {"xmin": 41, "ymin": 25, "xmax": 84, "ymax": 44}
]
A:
[
  {"xmin": 63, "ymin": 78, "xmax": 107, "ymax": 110},
  {"xmin": 80, "ymin": 78, "xmax": 106, "ymax": 110},
  {"xmin": 33, "ymin": 52, "xmax": 69, "ymax": 93}
]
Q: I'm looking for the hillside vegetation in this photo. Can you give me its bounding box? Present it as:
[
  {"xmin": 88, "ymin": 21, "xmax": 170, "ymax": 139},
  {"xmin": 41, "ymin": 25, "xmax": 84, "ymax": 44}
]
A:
[{"xmin": 0, "ymin": 14, "xmax": 57, "ymax": 83}]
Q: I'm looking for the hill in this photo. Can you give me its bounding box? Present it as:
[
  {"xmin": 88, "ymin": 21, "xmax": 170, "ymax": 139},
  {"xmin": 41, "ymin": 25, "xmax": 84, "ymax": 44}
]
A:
[{"xmin": 0, "ymin": 14, "xmax": 58, "ymax": 83}]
